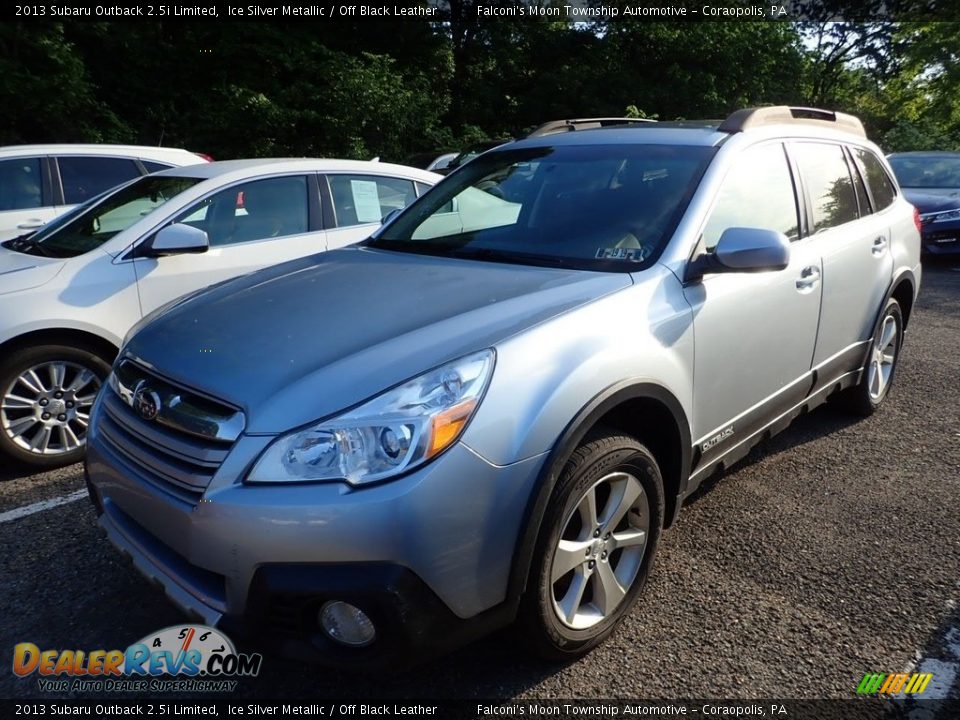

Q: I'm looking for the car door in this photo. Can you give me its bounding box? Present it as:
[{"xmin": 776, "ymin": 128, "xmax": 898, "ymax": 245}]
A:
[
  {"xmin": 131, "ymin": 173, "xmax": 325, "ymax": 315},
  {"xmin": 323, "ymin": 174, "xmax": 419, "ymax": 249},
  {"xmin": 682, "ymin": 141, "xmax": 823, "ymax": 464},
  {"xmin": 790, "ymin": 142, "xmax": 894, "ymax": 378},
  {"xmin": 0, "ymin": 157, "xmax": 58, "ymax": 241}
]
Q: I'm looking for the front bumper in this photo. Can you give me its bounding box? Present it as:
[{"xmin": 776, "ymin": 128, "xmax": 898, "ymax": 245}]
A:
[
  {"xmin": 85, "ymin": 389, "xmax": 546, "ymax": 662},
  {"xmin": 921, "ymin": 222, "xmax": 960, "ymax": 254}
]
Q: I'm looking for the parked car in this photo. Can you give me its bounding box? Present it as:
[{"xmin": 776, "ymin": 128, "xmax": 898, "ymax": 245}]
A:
[
  {"xmin": 405, "ymin": 152, "xmax": 458, "ymax": 173},
  {"xmin": 888, "ymin": 151, "xmax": 960, "ymax": 256},
  {"xmin": 0, "ymin": 144, "xmax": 212, "ymax": 242},
  {"xmin": 86, "ymin": 107, "xmax": 919, "ymax": 666},
  {"xmin": 0, "ymin": 158, "xmax": 439, "ymax": 469}
]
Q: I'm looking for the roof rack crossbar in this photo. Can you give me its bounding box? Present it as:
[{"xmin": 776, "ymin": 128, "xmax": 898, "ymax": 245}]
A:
[
  {"xmin": 717, "ymin": 106, "xmax": 866, "ymax": 138},
  {"xmin": 527, "ymin": 117, "xmax": 657, "ymax": 138}
]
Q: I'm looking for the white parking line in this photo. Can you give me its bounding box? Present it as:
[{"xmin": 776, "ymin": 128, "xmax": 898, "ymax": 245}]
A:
[{"xmin": 0, "ymin": 489, "xmax": 88, "ymax": 525}]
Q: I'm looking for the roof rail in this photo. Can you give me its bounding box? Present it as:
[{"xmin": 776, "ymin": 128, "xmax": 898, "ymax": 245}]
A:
[
  {"xmin": 718, "ymin": 106, "xmax": 866, "ymax": 138},
  {"xmin": 526, "ymin": 117, "xmax": 657, "ymax": 138}
]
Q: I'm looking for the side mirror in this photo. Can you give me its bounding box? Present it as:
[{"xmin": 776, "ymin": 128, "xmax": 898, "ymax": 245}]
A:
[
  {"xmin": 687, "ymin": 227, "xmax": 790, "ymax": 280},
  {"xmin": 381, "ymin": 208, "xmax": 402, "ymax": 225},
  {"xmin": 148, "ymin": 223, "xmax": 210, "ymax": 257}
]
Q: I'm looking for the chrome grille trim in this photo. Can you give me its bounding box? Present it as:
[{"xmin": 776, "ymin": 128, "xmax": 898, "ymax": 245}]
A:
[
  {"xmin": 111, "ymin": 359, "xmax": 245, "ymax": 442},
  {"xmin": 98, "ymin": 412, "xmax": 209, "ymax": 499},
  {"xmin": 102, "ymin": 391, "xmax": 228, "ymax": 467},
  {"xmin": 98, "ymin": 361, "xmax": 241, "ymax": 502}
]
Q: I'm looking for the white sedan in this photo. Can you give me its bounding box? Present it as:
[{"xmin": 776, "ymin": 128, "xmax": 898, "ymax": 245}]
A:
[
  {"xmin": 0, "ymin": 158, "xmax": 441, "ymax": 468},
  {"xmin": 0, "ymin": 143, "xmax": 210, "ymax": 242}
]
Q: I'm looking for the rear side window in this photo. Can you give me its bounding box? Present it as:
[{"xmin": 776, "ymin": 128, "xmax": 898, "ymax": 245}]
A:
[
  {"xmin": 794, "ymin": 143, "xmax": 858, "ymax": 232},
  {"xmin": 58, "ymin": 156, "xmax": 140, "ymax": 204},
  {"xmin": 854, "ymin": 148, "xmax": 897, "ymax": 211},
  {"xmin": 0, "ymin": 157, "xmax": 43, "ymax": 211},
  {"xmin": 329, "ymin": 175, "xmax": 417, "ymax": 227},
  {"xmin": 702, "ymin": 143, "xmax": 799, "ymax": 251},
  {"xmin": 141, "ymin": 160, "xmax": 174, "ymax": 173}
]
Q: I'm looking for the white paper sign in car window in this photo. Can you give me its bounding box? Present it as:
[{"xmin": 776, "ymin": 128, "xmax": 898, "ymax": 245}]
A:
[{"xmin": 351, "ymin": 180, "xmax": 382, "ymax": 224}]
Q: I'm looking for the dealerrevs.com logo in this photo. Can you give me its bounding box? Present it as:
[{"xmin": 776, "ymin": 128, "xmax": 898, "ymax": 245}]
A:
[{"xmin": 13, "ymin": 625, "xmax": 262, "ymax": 693}]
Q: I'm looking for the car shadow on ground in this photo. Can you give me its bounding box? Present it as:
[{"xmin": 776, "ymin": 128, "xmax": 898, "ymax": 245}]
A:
[
  {"xmin": 0, "ymin": 463, "xmax": 50, "ymax": 483},
  {"xmin": 230, "ymin": 625, "xmax": 572, "ymax": 698}
]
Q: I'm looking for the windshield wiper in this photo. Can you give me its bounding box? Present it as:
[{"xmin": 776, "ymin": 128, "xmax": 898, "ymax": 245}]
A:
[
  {"xmin": 2, "ymin": 235, "xmax": 52, "ymax": 257},
  {"xmin": 448, "ymin": 246, "xmax": 574, "ymax": 269}
]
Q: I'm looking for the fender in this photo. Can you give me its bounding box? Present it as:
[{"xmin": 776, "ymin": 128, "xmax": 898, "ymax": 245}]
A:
[
  {"xmin": 887, "ymin": 267, "xmax": 918, "ymax": 327},
  {"xmin": 504, "ymin": 380, "xmax": 691, "ymax": 605},
  {"xmin": 857, "ymin": 266, "xmax": 917, "ymax": 375}
]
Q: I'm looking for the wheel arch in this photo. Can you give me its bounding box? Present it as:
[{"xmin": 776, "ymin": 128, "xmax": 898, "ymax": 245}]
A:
[
  {"xmin": 506, "ymin": 380, "xmax": 691, "ymax": 605},
  {"xmin": 0, "ymin": 328, "xmax": 119, "ymax": 367},
  {"xmin": 889, "ymin": 269, "xmax": 916, "ymax": 329}
]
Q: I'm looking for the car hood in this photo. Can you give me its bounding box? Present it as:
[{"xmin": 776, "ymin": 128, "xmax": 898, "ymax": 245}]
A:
[
  {"xmin": 903, "ymin": 190, "xmax": 960, "ymax": 213},
  {"xmin": 0, "ymin": 246, "xmax": 65, "ymax": 295},
  {"xmin": 124, "ymin": 247, "xmax": 632, "ymax": 433}
]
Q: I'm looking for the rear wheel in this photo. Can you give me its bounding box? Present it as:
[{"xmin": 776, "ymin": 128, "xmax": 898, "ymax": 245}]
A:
[
  {"xmin": 0, "ymin": 344, "xmax": 111, "ymax": 470},
  {"xmin": 519, "ymin": 429, "xmax": 664, "ymax": 660},
  {"xmin": 838, "ymin": 298, "xmax": 904, "ymax": 416}
]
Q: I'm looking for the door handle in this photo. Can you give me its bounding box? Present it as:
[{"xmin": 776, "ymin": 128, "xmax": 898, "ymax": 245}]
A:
[
  {"xmin": 872, "ymin": 236, "xmax": 888, "ymax": 255},
  {"xmin": 16, "ymin": 220, "xmax": 44, "ymax": 229},
  {"xmin": 796, "ymin": 266, "xmax": 821, "ymax": 292}
]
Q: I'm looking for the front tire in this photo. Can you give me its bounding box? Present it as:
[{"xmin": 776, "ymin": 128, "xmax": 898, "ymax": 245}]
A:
[
  {"xmin": 838, "ymin": 298, "xmax": 904, "ymax": 416},
  {"xmin": 519, "ymin": 428, "xmax": 664, "ymax": 660},
  {"xmin": 0, "ymin": 344, "xmax": 111, "ymax": 470}
]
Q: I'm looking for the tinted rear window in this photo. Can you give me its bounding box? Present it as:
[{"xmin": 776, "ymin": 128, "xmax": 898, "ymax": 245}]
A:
[
  {"xmin": 856, "ymin": 149, "xmax": 897, "ymax": 210},
  {"xmin": 58, "ymin": 156, "xmax": 141, "ymax": 204},
  {"xmin": 794, "ymin": 143, "xmax": 858, "ymax": 232},
  {"xmin": 142, "ymin": 160, "xmax": 174, "ymax": 173},
  {"xmin": 0, "ymin": 157, "xmax": 43, "ymax": 211}
]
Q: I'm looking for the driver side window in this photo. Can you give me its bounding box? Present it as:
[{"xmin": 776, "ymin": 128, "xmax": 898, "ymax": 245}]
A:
[
  {"xmin": 175, "ymin": 176, "xmax": 309, "ymax": 246},
  {"xmin": 702, "ymin": 143, "xmax": 800, "ymax": 252}
]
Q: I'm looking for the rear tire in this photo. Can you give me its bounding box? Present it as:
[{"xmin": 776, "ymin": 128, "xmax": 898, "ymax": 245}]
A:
[
  {"xmin": 0, "ymin": 344, "xmax": 111, "ymax": 470},
  {"xmin": 837, "ymin": 298, "xmax": 904, "ymax": 417},
  {"xmin": 519, "ymin": 428, "xmax": 664, "ymax": 661}
]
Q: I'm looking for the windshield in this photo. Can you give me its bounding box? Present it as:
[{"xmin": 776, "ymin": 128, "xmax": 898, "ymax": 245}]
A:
[
  {"xmin": 888, "ymin": 154, "xmax": 960, "ymax": 190},
  {"xmin": 30, "ymin": 175, "xmax": 202, "ymax": 257},
  {"xmin": 371, "ymin": 143, "xmax": 714, "ymax": 270}
]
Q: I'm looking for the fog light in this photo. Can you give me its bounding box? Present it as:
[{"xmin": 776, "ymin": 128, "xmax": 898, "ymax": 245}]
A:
[{"xmin": 318, "ymin": 601, "xmax": 376, "ymax": 647}]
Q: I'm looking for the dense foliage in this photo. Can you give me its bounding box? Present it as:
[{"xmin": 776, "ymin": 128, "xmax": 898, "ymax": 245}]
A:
[{"xmin": 1, "ymin": 14, "xmax": 957, "ymax": 161}]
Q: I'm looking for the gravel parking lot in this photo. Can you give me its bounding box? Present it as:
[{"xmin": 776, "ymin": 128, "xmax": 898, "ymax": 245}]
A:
[{"xmin": 1, "ymin": 262, "xmax": 958, "ymax": 701}]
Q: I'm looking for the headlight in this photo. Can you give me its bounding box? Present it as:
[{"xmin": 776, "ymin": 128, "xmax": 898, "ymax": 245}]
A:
[
  {"xmin": 247, "ymin": 349, "xmax": 495, "ymax": 486},
  {"xmin": 920, "ymin": 208, "xmax": 960, "ymax": 224}
]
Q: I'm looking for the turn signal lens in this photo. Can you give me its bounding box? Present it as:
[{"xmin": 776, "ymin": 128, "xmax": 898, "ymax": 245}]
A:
[{"xmin": 427, "ymin": 399, "xmax": 478, "ymax": 459}]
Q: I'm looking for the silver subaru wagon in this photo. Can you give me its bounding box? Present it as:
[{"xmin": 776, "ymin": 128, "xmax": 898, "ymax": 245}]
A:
[{"xmin": 85, "ymin": 107, "xmax": 921, "ymax": 665}]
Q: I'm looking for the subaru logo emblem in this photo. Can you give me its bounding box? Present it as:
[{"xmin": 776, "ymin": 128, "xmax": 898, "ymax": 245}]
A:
[{"xmin": 132, "ymin": 382, "xmax": 161, "ymax": 421}]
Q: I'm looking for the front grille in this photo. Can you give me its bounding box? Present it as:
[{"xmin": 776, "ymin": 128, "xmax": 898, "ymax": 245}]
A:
[
  {"xmin": 925, "ymin": 230, "xmax": 959, "ymax": 244},
  {"xmin": 97, "ymin": 362, "xmax": 242, "ymax": 503}
]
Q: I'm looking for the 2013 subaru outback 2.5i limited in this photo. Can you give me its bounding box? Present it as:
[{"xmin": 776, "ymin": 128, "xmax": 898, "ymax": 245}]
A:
[{"xmin": 85, "ymin": 107, "xmax": 921, "ymax": 665}]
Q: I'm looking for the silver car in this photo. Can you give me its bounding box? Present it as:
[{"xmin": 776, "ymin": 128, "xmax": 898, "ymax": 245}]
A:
[{"xmin": 85, "ymin": 106, "xmax": 921, "ymax": 665}]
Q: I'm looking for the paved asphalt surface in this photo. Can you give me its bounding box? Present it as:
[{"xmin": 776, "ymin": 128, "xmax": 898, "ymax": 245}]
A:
[{"xmin": 1, "ymin": 262, "xmax": 958, "ymax": 703}]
